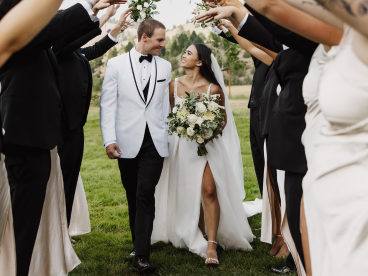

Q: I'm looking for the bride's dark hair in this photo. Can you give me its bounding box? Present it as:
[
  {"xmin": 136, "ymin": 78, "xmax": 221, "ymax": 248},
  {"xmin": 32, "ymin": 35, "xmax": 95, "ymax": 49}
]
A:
[{"xmin": 193, "ymin": 44, "xmax": 221, "ymax": 88}]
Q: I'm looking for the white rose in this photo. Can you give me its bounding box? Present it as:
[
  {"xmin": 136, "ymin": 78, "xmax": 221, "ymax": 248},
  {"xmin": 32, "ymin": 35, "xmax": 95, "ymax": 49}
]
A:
[
  {"xmin": 177, "ymin": 126, "xmax": 185, "ymax": 134},
  {"xmin": 187, "ymin": 114, "xmax": 198, "ymax": 125},
  {"xmin": 207, "ymin": 101, "xmax": 218, "ymax": 112},
  {"xmin": 137, "ymin": 5, "xmax": 143, "ymax": 10},
  {"xmin": 196, "ymin": 136, "xmax": 204, "ymax": 144},
  {"xmin": 195, "ymin": 117, "xmax": 203, "ymax": 127},
  {"xmin": 143, "ymin": 2, "xmax": 149, "ymax": 7},
  {"xmin": 183, "ymin": 134, "xmax": 190, "ymax": 141},
  {"xmin": 195, "ymin": 102, "xmax": 207, "ymax": 114},
  {"xmin": 140, "ymin": 11, "xmax": 146, "ymax": 18},
  {"xmin": 203, "ymin": 129, "xmax": 213, "ymax": 139},
  {"xmin": 172, "ymin": 106, "xmax": 178, "ymax": 114},
  {"xmin": 187, "ymin": 127, "xmax": 195, "ymax": 136}
]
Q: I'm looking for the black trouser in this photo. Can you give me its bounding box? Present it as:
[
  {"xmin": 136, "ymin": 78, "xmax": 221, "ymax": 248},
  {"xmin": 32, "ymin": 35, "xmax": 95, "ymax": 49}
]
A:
[
  {"xmin": 250, "ymin": 108, "xmax": 264, "ymax": 196},
  {"xmin": 117, "ymin": 131, "xmax": 164, "ymax": 257},
  {"xmin": 58, "ymin": 123, "xmax": 84, "ymax": 226},
  {"xmin": 285, "ymin": 171, "xmax": 305, "ymax": 269},
  {"xmin": 4, "ymin": 144, "xmax": 51, "ymax": 276}
]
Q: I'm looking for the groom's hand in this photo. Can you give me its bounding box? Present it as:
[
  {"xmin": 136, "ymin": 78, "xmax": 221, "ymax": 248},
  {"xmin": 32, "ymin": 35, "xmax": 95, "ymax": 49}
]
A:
[{"xmin": 106, "ymin": 143, "xmax": 122, "ymax": 159}]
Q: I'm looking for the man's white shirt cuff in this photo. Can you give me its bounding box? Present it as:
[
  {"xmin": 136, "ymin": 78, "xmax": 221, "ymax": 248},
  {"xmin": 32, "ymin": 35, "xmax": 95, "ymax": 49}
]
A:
[
  {"xmin": 108, "ymin": 33, "xmax": 119, "ymax": 43},
  {"xmin": 79, "ymin": 1, "xmax": 99, "ymax": 22},
  {"xmin": 104, "ymin": 140, "xmax": 116, "ymax": 148},
  {"xmin": 237, "ymin": 13, "xmax": 249, "ymax": 31},
  {"xmin": 283, "ymin": 45, "xmax": 290, "ymax": 50},
  {"xmin": 211, "ymin": 26, "xmax": 222, "ymax": 35}
]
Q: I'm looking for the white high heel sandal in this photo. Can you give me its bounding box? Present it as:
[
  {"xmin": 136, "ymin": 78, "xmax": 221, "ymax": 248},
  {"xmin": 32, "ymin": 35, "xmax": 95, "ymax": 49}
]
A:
[{"xmin": 205, "ymin": 240, "xmax": 219, "ymax": 266}]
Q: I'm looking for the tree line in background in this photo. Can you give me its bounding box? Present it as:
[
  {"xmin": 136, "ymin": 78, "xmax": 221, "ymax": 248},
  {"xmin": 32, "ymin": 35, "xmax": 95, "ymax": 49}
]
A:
[{"xmin": 89, "ymin": 25, "xmax": 255, "ymax": 94}]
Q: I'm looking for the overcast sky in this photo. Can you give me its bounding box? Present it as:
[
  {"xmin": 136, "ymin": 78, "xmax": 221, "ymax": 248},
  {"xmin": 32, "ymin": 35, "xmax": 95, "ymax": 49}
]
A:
[{"xmin": 60, "ymin": 0, "xmax": 198, "ymax": 29}]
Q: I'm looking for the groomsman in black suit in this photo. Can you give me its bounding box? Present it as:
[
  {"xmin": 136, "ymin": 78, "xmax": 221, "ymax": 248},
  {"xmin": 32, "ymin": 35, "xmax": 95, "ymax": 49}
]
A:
[
  {"xmin": 236, "ymin": 5, "xmax": 318, "ymax": 273},
  {"xmin": 214, "ymin": 29, "xmax": 270, "ymax": 195},
  {"xmin": 0, "ymin": 0, "xmax": 124, "ymax": 274},
  {"xmin": 53, "ymin": 8, "xmax": 132, "ymax": 226}
]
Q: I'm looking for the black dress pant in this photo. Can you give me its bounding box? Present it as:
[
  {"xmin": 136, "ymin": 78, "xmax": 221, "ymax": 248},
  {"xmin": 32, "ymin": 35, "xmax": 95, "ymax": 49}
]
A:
[
  {"xmin": 250, "ymin": 108, "xmax": 264, "ymax": 195},
  {"xmin": 58, "ymin": 123, "xmax": 84, "ymax": 226},
  {"xmin": 4, "ymin": 144, "xmax": 51, "ymax": 276},
  {"xmin": 284, "ymin": 171, "xmax": 305, "ymax": 269},
  {"xmin": 117, "ymin": 131, "xmax": 164, "ymax": 257}
]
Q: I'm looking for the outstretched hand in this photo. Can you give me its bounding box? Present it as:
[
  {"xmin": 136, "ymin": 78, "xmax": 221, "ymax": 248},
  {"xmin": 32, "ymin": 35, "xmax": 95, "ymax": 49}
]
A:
[
  {"xmin": 106, "ymin": 143, "xmax": 122, "ymax": 159},
  {"xmin": 195, "ymin": 6, "xmax": 244, "ymax": 25},
  {"xmin": 110, "ymin": 7, "xmax": 134, "ymax": 37},
  {"xmin": 92, "ymin": 0, "xmax": 128, "ymax": 15},
  {"xmin": 105, "ymin": 4, "xmax": 121, "ymax": 18}
]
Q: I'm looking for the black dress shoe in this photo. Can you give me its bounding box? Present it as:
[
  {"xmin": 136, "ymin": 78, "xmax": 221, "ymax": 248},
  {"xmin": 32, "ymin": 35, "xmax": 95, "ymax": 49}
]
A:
[
  {"xmin": 132, "ymin": 256, "xmax": 155, "ymax": 274},
  {"xmin": 129, "ymin": 248, "xmax": 136, "ymax": 258},
  {"xmin": 269, "ymin": 266, "xmax": 292, "ymax": 274}
]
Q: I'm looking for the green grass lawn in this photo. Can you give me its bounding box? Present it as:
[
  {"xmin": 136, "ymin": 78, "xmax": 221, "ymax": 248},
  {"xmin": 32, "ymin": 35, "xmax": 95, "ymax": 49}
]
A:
[{"xmin": 70, "ymin": 104, "xmax": 294, "ymax": 276}]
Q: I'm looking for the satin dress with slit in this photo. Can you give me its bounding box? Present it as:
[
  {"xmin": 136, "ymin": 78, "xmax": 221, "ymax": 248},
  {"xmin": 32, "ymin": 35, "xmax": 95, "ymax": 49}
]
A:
[{"xmin": 152, "ymin": 79, "xmax": 253, "ymax": 258}]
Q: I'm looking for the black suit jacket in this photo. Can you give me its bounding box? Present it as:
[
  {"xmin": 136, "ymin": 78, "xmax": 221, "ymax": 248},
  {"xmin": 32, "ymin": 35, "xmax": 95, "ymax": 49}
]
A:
[
  {"xmin": 54, "ymin": 28, "xmax": 117, "ymax": 129},
  {"xmin": 0, "ymin": 3, "xmax": 97, "ymax": 150},
  {"xmin": 239, "ymin": 7, "xmax": 318, "ymax": 173},
  {"xmin": 258, "ymin": 62, "xmax": 279, "ymax": 139}
]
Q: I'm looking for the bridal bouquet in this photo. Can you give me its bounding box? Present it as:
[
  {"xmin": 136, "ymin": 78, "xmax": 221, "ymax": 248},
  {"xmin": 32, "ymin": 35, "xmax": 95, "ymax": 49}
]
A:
[
  {"xmin": 128, "ymin": 0, "xmax": 159, "ymax": 22},
  {"xmin": 193, "ymin": 1, "xmax": 232, "ymax": 37},
  {"xmin": 167, "ymin": 91, "xmax": 225, "ymax": 156}
]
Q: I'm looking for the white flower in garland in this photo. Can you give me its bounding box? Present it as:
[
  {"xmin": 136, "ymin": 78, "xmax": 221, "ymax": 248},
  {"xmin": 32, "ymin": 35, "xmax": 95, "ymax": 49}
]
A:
[
  {"xmin": 129, "ymin": 0, "xmax": 160, "ymax": 22},
  {"xmin": 192, "ymin": 1, "xmax": 232, "ymax": 37}
]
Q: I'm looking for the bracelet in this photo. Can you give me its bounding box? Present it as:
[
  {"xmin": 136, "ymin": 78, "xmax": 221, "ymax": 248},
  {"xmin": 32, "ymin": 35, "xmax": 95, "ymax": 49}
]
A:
[{"xmin": 85, "ymin": 0, "xmax": 94, "ymax": 8}]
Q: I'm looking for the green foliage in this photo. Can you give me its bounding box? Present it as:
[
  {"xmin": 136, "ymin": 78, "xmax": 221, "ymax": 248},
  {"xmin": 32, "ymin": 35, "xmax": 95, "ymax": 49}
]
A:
[
  {"xmin": 89, "ymin": 56, "xmax": 103, "ymax": 72},
  {"xmin": 171, "ymin": 39, "xmax": 179, "ymax": 57},
  {"xmin": 243, "ymin": 51, "xmax": 251, "ymax": 58},
  {"xmin": 124, "ymin": 41, "xmax": 134, "ymax": 53},
  {"xmin": 108, "ymin": 46, "xmax": 118, "ymax": 60},
  {"xmin": 128, "ymin": 0, "xmax": 158, "ymax": 22},
  {"xmin": 158, "ymin": 47, "xmax": 166, "ymax": 57},
  {"xmin": 68, "ymin": 106, "xmax": 296, "ymax": 276}
]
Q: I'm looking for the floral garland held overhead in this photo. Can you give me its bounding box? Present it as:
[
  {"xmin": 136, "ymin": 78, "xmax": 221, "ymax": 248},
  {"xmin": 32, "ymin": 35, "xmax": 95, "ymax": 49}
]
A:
[
  {"xmin": 128, "ymin": 0, "xmax": 160, "ymax": 23},
  {"xmin": 192, "ymin": 1, "xmax": 232, "ymax": 37}
]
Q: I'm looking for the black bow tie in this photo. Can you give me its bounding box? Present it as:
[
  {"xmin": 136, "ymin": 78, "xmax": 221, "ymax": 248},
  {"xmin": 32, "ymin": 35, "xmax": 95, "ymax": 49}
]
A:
[{"xmin": 139, "ymin": 54, "xmax": 153, "ymax": 63}]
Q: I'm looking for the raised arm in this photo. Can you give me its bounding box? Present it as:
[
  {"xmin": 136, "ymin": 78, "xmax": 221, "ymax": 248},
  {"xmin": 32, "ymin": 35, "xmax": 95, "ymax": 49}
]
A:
[
  {"xmin": 282, "ymin": 0, "xmax": 343, "ymax": 30},
  {"xmin": 0, "ymin": 0, "xmax": 63, "ymax": 67},
  {"xmin": 312, "ymin": 0, "xmax": 368, "ymax": 37},
  {"xmin": 80, "ymin": 9, "xmax": 134, "ymax": 61},
  {"xmin": 218, "ymin": 21, "xmax": 274, "ymax": 65},
  {"xmin": 243, "ymin": 0, "xmax": 343, "ymax": 46}
]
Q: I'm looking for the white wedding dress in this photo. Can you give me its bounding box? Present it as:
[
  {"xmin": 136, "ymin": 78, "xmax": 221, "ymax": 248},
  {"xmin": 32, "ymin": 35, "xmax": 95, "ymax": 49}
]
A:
[{"xmin": 152, "ymin": 71, "xmax": 254, "ymax": 258}]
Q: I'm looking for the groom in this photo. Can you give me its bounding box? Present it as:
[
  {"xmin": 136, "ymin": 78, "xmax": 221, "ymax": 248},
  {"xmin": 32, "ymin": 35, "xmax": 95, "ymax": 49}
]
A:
[{"xmin": 100, "ymin": 18, "xmax": 171, "ymax": 273}]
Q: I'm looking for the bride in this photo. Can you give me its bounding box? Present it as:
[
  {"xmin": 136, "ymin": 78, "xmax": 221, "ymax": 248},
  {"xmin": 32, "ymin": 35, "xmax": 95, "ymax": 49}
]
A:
[{"xmin": 152, "ymin": 43, "xmax": 253, "ymax": 265}]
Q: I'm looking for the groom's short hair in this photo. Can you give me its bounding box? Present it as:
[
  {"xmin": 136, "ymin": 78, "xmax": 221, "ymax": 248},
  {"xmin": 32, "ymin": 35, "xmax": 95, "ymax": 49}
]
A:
[{"xmin": 138, "ymin": 19, "xmax": 166, "ymax": 42}]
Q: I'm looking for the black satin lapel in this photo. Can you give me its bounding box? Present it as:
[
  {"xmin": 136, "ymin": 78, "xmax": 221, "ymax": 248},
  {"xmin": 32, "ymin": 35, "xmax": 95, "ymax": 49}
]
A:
[
  {"xmin": 146, "ymin": 58, "xmax": 157, "ymax": 108},
  {"xmin": 129, "ymin": 51, "xmax": 145, "ymax": 104}
]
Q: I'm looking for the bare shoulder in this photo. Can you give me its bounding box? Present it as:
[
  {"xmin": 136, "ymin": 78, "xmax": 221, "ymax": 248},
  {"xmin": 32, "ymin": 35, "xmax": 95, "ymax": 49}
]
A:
[{"xmin": 210, "ymin": 84, "xmax": 224, "ymax": 95}]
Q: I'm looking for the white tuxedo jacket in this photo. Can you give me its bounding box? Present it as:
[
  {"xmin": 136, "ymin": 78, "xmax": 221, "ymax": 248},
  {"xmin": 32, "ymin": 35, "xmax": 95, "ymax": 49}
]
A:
[{"xmin": 100, "ymin": 49, "xmax": 172, "ymax": 158}]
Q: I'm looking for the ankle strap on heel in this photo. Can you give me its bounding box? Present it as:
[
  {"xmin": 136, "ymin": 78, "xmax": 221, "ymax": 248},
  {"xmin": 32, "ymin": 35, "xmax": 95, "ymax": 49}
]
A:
[{"xmin": 208, "ymin": 240, "xmax": 217, "ymax": 244}]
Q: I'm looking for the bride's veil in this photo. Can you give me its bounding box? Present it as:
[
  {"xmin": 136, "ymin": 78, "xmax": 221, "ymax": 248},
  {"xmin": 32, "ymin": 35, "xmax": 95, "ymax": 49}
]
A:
[{"xmin": 211, "ymin": 54, "xmax": 246, "ymax": 201}]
